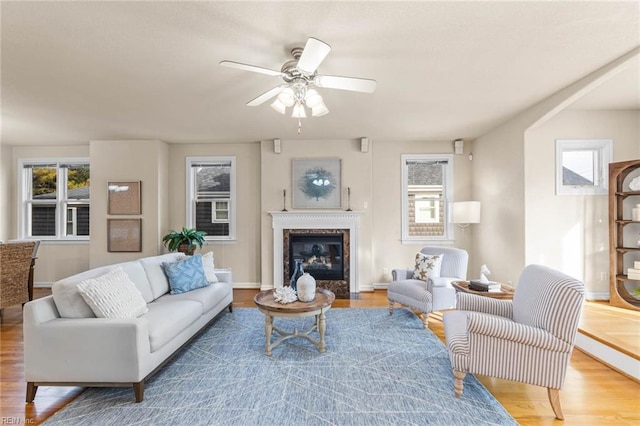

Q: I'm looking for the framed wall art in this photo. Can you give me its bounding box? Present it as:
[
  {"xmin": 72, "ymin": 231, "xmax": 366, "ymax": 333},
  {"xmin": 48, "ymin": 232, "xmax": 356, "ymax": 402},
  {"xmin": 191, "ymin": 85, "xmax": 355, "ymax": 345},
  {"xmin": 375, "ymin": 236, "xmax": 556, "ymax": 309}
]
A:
[
  {"xmin": 107, "ymin": 219, "xmax": 142, "ymax": 252},
  {"xmin": 108, "ymin": 181, "xmax": 141, "ymax": 215},
  {"xmin": 292, "ymin": 158, "xmax": 342, "ymax": 209}
]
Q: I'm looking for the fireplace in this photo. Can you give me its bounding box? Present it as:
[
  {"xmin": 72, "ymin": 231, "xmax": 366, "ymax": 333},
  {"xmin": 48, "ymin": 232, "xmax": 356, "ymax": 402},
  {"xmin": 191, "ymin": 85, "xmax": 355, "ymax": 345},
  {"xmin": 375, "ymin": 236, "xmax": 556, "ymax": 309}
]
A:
[
  {"xmin": 270, "ymin": 211, "xmax": 362, "ymax": 296},
  {"xmin": 284, "ymin": 229, "xmax": 350, "ymax": 298}
]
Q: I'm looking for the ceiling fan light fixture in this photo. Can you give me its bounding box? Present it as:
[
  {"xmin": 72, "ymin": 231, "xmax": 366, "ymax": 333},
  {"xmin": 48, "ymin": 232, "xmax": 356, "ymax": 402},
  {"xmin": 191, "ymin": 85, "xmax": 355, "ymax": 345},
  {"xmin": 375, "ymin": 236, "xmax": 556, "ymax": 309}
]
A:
[
  {"xmin": 270, "ymin": 99, "xmax": 286, "ymax": 114},
  {"xmin": 311, "ymin": 102, "xmax": 329, "ymax": 117},
  {"xmin": 291, "ymin": 102, "xmax": 306, "ymax": 118}
]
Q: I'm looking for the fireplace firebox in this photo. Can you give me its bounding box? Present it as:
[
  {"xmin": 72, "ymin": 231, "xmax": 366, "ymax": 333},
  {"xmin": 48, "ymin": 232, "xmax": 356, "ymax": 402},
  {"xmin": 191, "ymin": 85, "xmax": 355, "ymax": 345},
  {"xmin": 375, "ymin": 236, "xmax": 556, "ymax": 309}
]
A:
[
  {"xmin": 283, "ymin": 228, "xmax": 350, "ymax": 298},
  {"xmin": 289, "ymin": 234, "xmax": 344, "ymax": 281}
]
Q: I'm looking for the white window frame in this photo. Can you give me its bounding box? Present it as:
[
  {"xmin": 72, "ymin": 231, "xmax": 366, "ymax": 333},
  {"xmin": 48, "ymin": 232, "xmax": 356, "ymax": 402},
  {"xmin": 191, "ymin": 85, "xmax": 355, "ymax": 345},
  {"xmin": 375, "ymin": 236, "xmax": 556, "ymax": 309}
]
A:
[
  {"xmin": 555, "ymin": 139, "xmax": 612, "ymax": 195},
  {"xmin": 186, "ymin": 156, "xmax": 236, "ymax": 241},
  {"xmin": 401, "ymin": 154, "xmax": 454, "ymax": 243},
  {"xmin": 18, "ymin": 158, "xmax": 90, "ymax": 241}
]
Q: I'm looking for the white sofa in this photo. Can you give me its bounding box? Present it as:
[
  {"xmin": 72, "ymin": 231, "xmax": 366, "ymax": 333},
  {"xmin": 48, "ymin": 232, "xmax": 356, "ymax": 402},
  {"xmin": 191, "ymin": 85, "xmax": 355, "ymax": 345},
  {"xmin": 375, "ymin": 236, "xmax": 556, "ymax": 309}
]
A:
[{"xmin": 23, "ymin": 253, "xmax": 233, "ymax": 403}]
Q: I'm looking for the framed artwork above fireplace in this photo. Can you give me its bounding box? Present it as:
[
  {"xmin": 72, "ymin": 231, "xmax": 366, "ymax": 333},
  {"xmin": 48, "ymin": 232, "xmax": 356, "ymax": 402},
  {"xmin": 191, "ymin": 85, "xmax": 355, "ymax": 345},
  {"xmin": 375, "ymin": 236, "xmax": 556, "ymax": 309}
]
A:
[{"xmin": 292, "ymin": 158, "xmax": 341, "ymax": 209}]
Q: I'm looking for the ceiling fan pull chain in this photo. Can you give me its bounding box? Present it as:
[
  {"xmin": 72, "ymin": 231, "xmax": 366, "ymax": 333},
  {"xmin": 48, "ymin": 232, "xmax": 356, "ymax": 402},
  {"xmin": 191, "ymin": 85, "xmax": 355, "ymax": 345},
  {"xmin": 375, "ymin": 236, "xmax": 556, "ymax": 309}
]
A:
[{"xmin": 297, "ymin": 119, "xmax": 302, "ymax": 135}]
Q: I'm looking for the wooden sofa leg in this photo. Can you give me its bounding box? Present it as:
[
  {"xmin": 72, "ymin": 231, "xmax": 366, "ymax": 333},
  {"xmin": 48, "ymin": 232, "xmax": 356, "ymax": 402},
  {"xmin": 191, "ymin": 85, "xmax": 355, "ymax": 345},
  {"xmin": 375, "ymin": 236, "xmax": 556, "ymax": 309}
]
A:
[
  {"xmin": 548, "ymin": 388, "xmax": 564, "ymax": 420},
  {"xmin": 453, "ymin": 370, "xmax": 466, "ymax": 398},
  {"xmin": 26, "ymin": 382, "xmax": 38, "ymax": 403},
  {"xmin": 133, "ymin": 382, "xmax": 144, "ymax": 402},
  {"xmin": 228, "ymin": 303, "xmax": 233, "ymax": 313},
  {"xmin": 388, "ymin": 300, "xmax": 395, "ymax": 315}
]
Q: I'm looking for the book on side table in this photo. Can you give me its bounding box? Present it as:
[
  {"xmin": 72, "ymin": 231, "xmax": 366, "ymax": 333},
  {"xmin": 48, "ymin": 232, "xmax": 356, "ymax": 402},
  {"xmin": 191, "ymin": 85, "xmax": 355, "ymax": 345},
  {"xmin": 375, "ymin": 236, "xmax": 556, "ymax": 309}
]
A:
[{"xmin": 469, "ymin": 280, "xmax": 501, "ymax": 292}]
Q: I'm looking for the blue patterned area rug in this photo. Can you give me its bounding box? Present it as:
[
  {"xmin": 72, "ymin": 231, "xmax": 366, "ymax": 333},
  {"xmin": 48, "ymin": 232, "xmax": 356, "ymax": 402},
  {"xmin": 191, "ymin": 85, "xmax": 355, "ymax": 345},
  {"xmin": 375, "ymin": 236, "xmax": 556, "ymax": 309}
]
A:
[{"xmin": 44, "ymin": 308, "xmax": 516, "ymax": 425}]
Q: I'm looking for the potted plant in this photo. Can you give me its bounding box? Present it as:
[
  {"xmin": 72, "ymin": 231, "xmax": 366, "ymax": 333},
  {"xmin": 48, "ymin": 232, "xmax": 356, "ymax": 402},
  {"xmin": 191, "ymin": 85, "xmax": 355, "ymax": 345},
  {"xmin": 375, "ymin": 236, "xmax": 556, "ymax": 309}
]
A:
[{"xmin": 162, "ymin": 227, "xmax": 206, "ymax": 255}]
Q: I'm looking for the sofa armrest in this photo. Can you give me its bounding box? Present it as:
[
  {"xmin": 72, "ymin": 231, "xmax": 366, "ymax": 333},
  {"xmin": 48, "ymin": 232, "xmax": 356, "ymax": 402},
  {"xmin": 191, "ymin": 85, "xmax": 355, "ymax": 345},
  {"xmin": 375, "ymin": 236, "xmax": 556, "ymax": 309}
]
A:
[
  {"xmin": 24, "ymin": 299, "xmax": 150, "ymax": 382},
  {"xmin": 466, "ymin": 312, "xmax": 571, "ymax": 353},
  {"xmin": 391, "ymin": 268, "xmax": 414, "ymax": 281},
  {"xmin": 214, "ymin": 268, "xmax": 232, "ymax": 284},
  {"xmin": 457, "ymin": 292, "xmax": 513, "ymax": 319}
]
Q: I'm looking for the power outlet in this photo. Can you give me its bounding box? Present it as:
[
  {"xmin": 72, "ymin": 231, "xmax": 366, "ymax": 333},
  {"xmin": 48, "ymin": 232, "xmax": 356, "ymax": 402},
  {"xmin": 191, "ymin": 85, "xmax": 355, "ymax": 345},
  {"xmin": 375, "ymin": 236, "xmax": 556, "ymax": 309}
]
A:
[{"xmin": 600, "ymin": 272, "xmax": 607, "ymax": 281}]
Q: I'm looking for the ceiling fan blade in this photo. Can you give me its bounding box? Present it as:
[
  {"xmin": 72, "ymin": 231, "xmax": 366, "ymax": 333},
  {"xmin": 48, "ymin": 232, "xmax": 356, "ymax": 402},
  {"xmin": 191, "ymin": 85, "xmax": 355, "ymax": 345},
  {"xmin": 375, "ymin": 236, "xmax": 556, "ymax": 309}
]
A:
[
  {"xmin": 314, "ymin": 75, "xmax": 377, "ymax": 93},
  {"xmin": 296, "ymin": 38, "xmax": 331, "ymax": 75},
  {"xmin": 246, "ymin": 86, "xmax": 285, "ymax": 106},
  {"xmin": 220, "ymin": 60, "xmax": 284, "ymax": 77}
]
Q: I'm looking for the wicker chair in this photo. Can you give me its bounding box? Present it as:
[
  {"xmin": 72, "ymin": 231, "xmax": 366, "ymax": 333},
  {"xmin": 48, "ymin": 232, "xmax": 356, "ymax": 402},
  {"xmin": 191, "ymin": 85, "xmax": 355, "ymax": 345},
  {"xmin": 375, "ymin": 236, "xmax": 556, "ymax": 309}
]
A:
[{"xmin": 1, "ymin": 241, "xmax": 37, "ymax": 312}]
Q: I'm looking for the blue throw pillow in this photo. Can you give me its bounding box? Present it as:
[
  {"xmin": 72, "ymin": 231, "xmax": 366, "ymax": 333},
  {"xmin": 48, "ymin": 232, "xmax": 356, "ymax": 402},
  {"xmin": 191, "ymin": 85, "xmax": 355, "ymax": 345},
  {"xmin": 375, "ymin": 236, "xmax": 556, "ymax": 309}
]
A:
[{"xmin": 162, "ymin": 254, "xmax": 209, "ymax": 295}]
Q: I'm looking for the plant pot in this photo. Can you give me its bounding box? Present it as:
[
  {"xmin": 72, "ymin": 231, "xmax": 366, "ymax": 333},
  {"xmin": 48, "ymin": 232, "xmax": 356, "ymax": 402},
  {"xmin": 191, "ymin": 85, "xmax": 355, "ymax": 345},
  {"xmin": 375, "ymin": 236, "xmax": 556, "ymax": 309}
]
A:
[{"xmin": 178, "ymin": 244, "xmax": 195, "ymax": 256}]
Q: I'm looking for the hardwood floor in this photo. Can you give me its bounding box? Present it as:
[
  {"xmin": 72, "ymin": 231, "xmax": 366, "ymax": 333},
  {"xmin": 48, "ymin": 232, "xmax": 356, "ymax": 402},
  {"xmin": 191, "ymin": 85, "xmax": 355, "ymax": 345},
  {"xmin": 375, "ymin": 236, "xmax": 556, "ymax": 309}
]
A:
[{"xmin": 2, "ymin": 288, "xmax": 639, "ymax": 425}]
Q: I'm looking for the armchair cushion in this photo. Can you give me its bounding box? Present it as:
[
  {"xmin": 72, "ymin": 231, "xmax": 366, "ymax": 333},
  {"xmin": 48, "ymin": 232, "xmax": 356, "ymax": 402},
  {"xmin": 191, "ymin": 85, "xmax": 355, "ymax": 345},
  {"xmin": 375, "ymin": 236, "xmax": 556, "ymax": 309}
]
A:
[{"xmin": 413, "ymin": 252, "xmax": 443, "ymax": 281}]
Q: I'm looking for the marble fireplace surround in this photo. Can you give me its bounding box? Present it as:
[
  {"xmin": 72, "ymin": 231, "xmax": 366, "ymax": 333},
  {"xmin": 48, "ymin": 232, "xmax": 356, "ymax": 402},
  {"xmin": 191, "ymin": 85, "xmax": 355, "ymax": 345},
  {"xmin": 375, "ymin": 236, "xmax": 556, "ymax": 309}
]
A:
[{"xmin": 270, "ymin": 211, "xmax": 361, "ymax": 294}]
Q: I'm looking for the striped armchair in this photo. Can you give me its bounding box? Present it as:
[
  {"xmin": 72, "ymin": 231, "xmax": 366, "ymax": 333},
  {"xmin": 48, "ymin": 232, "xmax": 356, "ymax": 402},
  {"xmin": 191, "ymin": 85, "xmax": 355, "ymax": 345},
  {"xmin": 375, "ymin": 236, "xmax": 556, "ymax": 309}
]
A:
[
  {"xmin": 388, "ymin": 246, "xmax": 468, "ymax": 328},
  {"xmin": 443, "ymin": 264, "xmax": 584, "ymax": 420}
]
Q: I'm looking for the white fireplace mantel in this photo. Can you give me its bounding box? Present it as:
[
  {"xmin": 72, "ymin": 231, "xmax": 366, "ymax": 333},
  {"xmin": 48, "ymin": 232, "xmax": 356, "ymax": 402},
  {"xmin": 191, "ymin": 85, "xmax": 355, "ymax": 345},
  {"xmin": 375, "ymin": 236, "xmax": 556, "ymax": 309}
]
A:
[{"xmin": 269, "ymin": 211, "xmax": 362, "ymax": 292}]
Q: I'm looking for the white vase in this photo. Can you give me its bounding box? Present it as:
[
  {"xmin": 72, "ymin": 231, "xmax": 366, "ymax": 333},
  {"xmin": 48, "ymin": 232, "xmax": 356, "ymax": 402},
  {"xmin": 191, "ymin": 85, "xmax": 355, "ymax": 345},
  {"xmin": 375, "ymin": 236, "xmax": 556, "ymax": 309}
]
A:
[
  {"xmin": 633, "ymin": 204, "xmax": 640, "ymax": 221},
  {"xmin": 296, "ymin": 273, "xmax": 316, "ymax": 302}
]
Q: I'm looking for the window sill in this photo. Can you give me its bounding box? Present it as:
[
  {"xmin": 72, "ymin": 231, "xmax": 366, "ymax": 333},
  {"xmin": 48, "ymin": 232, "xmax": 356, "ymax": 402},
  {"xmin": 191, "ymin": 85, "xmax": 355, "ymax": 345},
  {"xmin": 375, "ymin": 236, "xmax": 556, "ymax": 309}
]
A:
[{"xmin": 28, "ymin": 239, "xmax": 90, "ymax": 245}]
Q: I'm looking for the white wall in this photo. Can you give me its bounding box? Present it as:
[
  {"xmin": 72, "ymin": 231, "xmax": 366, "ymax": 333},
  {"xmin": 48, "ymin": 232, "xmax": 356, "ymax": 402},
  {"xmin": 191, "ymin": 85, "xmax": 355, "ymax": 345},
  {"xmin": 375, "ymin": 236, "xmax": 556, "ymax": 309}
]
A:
[
  {"xmin": 371, "ymin": 138, "xmax": 475, "ymax": 283},
  {"xmin": 525, "ymin": 110, "xmax": 640, "ymax": 298},
  {"xmin": 0, "ymin": 143, "xmax": 11, "ymax": 242},
  {"xmin": 168, "ymin": 142, "xmax": 262, "ymax": 287},
  {"xmin": 472, "ymin": 48, "xmax": 639, "ymax": 287}
]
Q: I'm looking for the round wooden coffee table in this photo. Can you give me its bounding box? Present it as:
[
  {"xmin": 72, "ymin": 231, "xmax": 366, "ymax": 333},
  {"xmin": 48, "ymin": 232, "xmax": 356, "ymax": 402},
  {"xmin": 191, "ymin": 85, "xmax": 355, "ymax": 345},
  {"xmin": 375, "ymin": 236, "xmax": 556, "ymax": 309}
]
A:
[
  {"xmin": 253, "ymin": 288, "xmax": 335, "ymax": 356},
  {"xmin": 451, "ymin": 280, "xmax": 515, "ymax": 299}
]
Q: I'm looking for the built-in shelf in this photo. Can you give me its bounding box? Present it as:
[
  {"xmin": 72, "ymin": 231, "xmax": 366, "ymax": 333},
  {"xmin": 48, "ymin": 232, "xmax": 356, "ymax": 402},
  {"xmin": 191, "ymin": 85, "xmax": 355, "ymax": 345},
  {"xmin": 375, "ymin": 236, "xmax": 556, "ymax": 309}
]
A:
[{"xmin": 609, "ymin": 159, "xmax": 640, "ymax": 311}]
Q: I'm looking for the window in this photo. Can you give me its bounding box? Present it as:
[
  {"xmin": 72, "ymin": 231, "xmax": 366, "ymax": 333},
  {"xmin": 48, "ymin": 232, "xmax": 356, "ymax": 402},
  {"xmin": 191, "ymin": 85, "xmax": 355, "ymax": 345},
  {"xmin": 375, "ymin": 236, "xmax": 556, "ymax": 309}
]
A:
[
  {"xmin": 186, "ymin": 157, "xmax": 236, "ymax": 240},
  {"xmin": 19, "ymin": 159, "xmax": 90, "ymax": 240},
  {"xmin": 555, "ymin": 139, "xmax": 612, "ymax": 195},
  {"xmin": 401, "ymin": 154, "xmax": 453, "ymax": 242}
]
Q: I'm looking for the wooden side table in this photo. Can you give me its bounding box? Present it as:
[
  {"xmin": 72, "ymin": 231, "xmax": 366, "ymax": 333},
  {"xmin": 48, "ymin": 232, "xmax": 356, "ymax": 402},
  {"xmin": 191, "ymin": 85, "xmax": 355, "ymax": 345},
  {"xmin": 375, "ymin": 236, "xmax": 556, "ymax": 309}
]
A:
[
  {"xmin": 451, "ymin": 280, "xmax": 515, "ymax": 299},
  {"xmin": 254, "ymin": 288, "xmax": 335, "ymax": 356}
]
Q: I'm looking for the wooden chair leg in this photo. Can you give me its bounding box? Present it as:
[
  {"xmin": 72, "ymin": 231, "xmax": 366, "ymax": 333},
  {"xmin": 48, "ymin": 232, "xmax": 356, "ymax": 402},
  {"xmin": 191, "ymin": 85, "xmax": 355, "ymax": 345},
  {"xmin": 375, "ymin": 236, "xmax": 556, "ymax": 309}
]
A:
[
  {"xmin": 419, "ymin": 313, "xmax": 429, "ymax": 329},
  {"xmin": 548, "ymin": 388, "xmax": 564, "ymax": 420},
  {"xmin": 133, "ymin": 382, "xmax": 144, "ymax": 402},
  {"xmin": 453, "ymin": 370, "xmax": 466, "ymax": 398},
  {"xmin": 388, "ymin": 300, "xmax": 395, "ymax": 315},
  {"xmin": 26, "ymin": 382, "xmax": 38, "ymax": 403}
]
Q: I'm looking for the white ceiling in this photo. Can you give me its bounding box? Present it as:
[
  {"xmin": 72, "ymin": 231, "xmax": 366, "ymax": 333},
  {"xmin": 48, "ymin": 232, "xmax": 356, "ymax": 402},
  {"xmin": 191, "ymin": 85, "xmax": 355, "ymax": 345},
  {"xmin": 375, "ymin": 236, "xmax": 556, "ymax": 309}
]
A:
[{"xmin": 1, "ymin": 1, "xmax": 639, "ymax": 146}]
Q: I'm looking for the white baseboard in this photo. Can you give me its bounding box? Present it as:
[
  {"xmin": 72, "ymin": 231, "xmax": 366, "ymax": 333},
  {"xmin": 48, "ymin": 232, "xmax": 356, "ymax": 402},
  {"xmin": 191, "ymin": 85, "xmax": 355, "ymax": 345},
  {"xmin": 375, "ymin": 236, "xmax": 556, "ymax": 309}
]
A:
[
  {"xmin": 584, "ymin": 291, "xmax": 609, "ymax": 301},
  {"xmin": 231, "ymin": 282, "xmax": 261, "ymax": 289},
  {"xmin": 575, "ymin": 332, "xmax": 640, "ymax": 382},
  {"xmin": 373, "ymin": 282, "xmax": 390, "ymax": 290}
]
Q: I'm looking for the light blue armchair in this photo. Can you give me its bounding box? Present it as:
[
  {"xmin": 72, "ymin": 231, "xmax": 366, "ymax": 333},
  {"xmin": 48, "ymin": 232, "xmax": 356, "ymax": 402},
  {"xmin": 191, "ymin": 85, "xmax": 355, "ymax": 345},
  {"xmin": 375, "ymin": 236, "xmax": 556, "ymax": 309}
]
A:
[{"xmin": 388, "ymin": 246, "xmax": 468, "ymax": 328}]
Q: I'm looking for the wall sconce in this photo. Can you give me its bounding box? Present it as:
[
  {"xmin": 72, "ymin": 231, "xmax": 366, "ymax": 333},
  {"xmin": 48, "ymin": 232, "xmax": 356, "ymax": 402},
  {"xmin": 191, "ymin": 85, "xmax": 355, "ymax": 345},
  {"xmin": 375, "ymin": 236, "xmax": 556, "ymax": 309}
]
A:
[{"xmin": 452, "ymin": 201, "xmax": 481, "ymax": 228}]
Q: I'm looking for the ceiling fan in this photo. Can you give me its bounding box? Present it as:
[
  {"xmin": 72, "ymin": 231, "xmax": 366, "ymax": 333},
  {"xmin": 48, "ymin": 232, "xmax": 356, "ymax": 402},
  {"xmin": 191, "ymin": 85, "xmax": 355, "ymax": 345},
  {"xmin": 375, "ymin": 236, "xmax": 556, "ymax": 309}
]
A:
[{"xmin": 220, "ymin": 37, "xmax": 376, "ymax": 131}]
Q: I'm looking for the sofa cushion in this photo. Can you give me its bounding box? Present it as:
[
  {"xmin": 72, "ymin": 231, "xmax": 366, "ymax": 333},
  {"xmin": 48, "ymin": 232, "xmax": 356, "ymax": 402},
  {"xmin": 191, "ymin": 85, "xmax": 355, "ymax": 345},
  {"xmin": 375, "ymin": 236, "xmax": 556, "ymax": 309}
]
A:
[
  {"xmin": 202, "ymin": 251, "xmax": 218, "ymax": 283},
  {"xmin": 76, "ymin": 267, "xmax": 148, "ymax": 319},
  {"xmin": 139, "ymin": 253, "xmax": 186, "ymax": 300},
  {"xmin": 155, "ymin": 281, "xmax": 232, "ymax": 314},
  {"xmin": 162, "ymin": 255, "xmax": 210, "ymax": 295},
  {"xmin": 414, "ymin": 252, "xmax": 443, "ymax": 281},
  {"xmin": 142, "ymin": 300, "xmax": 201, "ymax": 352}
]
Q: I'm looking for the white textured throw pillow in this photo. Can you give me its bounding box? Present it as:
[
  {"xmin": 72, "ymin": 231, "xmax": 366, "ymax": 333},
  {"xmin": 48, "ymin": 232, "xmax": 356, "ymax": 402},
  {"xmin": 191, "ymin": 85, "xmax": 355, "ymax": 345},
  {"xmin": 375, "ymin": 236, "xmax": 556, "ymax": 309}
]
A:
[
  {"xmin": 76, "ymin": 267, "xmax": 148, "ymax": 318},
  {"xmin": 201, "ymin": 251, "xmax": 219, "ymax": 283},
  {"xmin": 413, "ymin": 252, "xmax": 444, "ymax": 282}
]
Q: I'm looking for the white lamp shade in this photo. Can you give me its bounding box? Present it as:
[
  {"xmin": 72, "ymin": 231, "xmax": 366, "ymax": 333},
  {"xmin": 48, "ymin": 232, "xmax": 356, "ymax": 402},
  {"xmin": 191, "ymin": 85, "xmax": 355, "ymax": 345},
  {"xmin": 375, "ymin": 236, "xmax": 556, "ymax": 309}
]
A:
[
  {"xmin": 452, "ymin": 201, "xmax": 481, "ymax": 224},
  {"xmin": 291, "ymin": 102, "xmax": 306, "ymax": 118},
  {"xmin": 311, "ymin": 102, "xmax": 329, "ymax": 117},
  {"xmin": 304, "ymin": 89, "xmax": 323, "ymax": 108},
  {"xmin": 277, "ymin": 87, "xmax": 295, "ymax": 107},
  {"xmin": 270, "ymin": 99, "xmax": 286, "ymax": 114}
]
